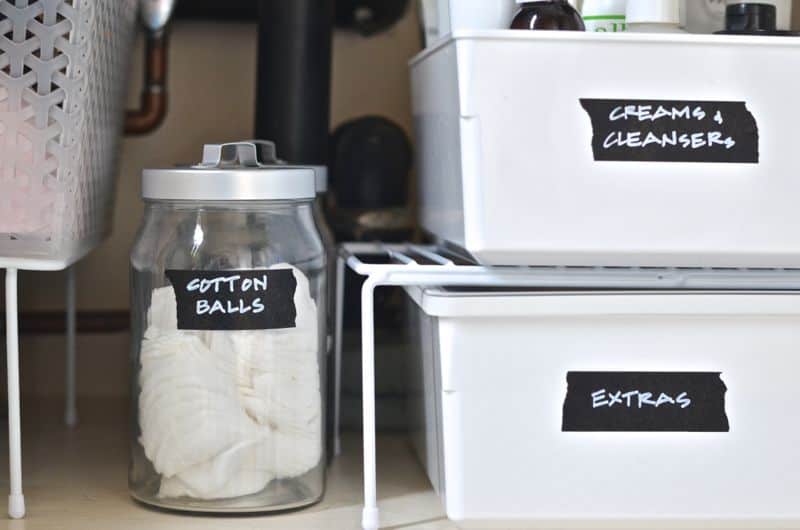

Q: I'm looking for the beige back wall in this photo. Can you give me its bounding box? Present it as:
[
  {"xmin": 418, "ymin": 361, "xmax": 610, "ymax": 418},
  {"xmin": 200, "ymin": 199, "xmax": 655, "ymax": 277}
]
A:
[
  {"xmin": 16, "ymin": 8, "xmax": 422, "ymax": 312},
  {"xmin": 795, "ymin": 0, "xmax": 800, "ymax": 28}
]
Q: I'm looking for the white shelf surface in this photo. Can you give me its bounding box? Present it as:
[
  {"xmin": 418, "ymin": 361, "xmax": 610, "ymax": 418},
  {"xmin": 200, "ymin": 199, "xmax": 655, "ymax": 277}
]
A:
[{"xmin": 0, "ymin": 400, "xmax": 453, "ymax": 530}]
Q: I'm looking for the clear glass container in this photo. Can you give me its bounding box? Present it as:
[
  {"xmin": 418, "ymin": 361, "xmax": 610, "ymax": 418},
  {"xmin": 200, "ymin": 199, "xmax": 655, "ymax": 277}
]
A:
[{"xmin": 129, "ymin": 143, "xmax": 326, "ymax": 512}]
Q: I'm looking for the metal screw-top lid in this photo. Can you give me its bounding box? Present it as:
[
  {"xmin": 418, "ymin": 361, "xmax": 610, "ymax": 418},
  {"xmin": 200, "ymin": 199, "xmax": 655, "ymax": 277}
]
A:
[
  {"xmin": 142, "ymin": 141, "xmax": 316, "ymax": 201},
  {"xmin": 313, "ymin": 165, "xmax": 328, "ymax": 194},
  {"xmin": 241, "ymin": 139, "xmax": 328, "ymax": 194}
]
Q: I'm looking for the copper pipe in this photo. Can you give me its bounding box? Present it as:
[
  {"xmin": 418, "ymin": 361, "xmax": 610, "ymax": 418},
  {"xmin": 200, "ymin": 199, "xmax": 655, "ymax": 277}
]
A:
[{"xmin": 125, "ymin": 31, "xmax": 168, "ymax": 135}]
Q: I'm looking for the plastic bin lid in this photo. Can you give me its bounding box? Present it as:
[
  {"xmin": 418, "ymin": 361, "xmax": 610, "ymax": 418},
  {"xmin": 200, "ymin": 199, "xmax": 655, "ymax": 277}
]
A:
[
  {"xmin": 142, "ymin": 141, "xmax": 316, "ymax": 201},
  {"xmin": 406, "ymin": 286, "xmax": 800, "ymax": 318}
]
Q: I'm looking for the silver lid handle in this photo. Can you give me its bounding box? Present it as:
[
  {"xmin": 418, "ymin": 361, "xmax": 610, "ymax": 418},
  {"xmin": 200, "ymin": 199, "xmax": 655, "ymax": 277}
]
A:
[{"xmin": 197, "ymin": 141, "xmax": 278, "ymax": 169}]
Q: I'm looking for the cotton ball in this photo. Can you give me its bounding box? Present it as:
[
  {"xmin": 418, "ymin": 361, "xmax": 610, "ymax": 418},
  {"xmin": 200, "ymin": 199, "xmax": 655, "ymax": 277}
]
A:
[
  {"xmin": 249, "ymin": 264, "xmax": 323, "ymax": 478},
  {"xmin": 252, "ymin": 369, "xmax": 322, "ymax": 479},
  {"xmin": 138, "ymin": 263, "xmax": 324, "ymax": 501},
  {"xmin": 158, "ymin": 434, "xmax": 274, "ymax": 499},
  {"xmin": 272, "ymin": 427, "xmax": 323, "ymax": 479},
  {"xmin": 144, "ymin": 286, "xmax": 178, "ymax": 339},
  {"xmin": 138, "ymin": 332, "xmax": 259, "ymax": 480},
  {"xmin": 283, "ymin": 263, "xmax": 320, "ymax": 332}
]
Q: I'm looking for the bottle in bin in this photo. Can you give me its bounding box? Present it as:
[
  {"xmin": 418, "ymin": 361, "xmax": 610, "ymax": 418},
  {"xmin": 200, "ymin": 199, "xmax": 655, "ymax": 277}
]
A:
[{"xmin": 511, "ymin": 0, "xmax": 586, "ymax": 30}]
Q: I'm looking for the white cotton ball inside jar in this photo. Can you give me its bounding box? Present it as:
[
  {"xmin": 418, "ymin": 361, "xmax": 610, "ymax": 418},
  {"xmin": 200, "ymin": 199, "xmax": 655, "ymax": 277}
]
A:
[{"xmin": 137, "ymin": 264, "xmax": 322, "ymax": 501}]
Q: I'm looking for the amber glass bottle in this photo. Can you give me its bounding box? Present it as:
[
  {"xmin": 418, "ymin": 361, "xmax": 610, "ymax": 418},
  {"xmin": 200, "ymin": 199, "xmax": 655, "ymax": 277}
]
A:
[{"xmin": 511, "ymin": 0, "xmax": 586, "ymax": 31}]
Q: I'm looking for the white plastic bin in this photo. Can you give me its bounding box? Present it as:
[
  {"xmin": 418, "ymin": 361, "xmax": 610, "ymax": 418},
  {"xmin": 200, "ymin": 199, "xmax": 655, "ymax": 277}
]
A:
[
  {"xmin": 406, "ymin": 286, "xmax": 800, "ymax": 528},
  {"xmin": 410, "ymin": 31, "xmax": 800, "ymax": 267}
]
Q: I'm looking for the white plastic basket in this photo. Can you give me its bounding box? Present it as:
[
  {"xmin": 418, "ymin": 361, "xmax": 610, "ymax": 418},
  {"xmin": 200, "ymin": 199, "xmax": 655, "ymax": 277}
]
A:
[{"xmin": 0, "ymin": 0, "xmax": 137, "ymax": 270}]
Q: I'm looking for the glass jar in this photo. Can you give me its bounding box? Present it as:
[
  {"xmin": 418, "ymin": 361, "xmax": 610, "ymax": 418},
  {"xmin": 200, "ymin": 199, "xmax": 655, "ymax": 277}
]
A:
[
  {"xmin": 129, "ymin": 142, "xmax": 326, "ymax": 512},
  {"xmin": 310, "ymin": 166, "xmax": 336, "ymax": 347}
]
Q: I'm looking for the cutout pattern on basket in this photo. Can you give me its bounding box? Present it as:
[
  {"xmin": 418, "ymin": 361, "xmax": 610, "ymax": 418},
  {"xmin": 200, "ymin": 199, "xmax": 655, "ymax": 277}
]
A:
[{"xmin": 0, "ymin": 0, "xmax": 136, "ymax": 264}]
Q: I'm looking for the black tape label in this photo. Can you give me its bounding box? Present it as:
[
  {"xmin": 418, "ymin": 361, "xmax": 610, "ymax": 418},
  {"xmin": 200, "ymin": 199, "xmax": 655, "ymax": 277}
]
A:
[
  {"xmin": 165, "ymin": 269, "xmax": 297, "ymax": 331},
  {"xmin": 562, "ymin": 371, "xmax": 729, "ymax": 432},
  {"xmin": 580, "ymin": 99, "xmax": 758, "ymax": 163}
]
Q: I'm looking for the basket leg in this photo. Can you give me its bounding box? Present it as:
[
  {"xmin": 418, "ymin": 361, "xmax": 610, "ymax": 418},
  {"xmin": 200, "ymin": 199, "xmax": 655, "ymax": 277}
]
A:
[
  {"xmin": 65, "ymin": 266, "xmax": 77, "ymax": 427},
  {"xmin": 360, "ymin": 276, "xmax": 380, "ymax": 530},
  {"xmin": 333, "ymin": 254, "xmax": 345, "ymax": 457},
  {"xmin": 5, "ymin": 269, "xmax": 25, "ymax": 519}
]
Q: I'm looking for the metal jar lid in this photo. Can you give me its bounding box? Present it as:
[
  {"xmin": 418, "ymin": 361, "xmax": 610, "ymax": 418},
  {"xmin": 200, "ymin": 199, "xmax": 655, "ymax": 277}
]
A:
[
  {"xmin": 142, "ymin": 141, "xmax": 316, "ymax": 201},
  {"xmin": 313, "ymin": 165, "xmax": 328, "ymax": 194}
]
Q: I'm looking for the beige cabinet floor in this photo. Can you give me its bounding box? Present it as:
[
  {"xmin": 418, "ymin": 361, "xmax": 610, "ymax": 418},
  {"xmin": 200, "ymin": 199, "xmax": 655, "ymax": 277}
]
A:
[{"xmin": 0, "ymin": 400, "xmax": 454, "ymax": 530}]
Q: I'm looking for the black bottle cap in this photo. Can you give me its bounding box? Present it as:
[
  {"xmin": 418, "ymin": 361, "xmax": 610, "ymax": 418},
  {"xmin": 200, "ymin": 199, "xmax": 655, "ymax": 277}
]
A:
[{"xmin": 725, "ymin": 3, "xmax": 777, "ymax": 33}]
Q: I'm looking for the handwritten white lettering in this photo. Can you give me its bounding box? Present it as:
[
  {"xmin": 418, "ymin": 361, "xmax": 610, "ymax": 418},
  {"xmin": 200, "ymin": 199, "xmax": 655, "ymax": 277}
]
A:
[
  {"xmin": 591, "ymin": 389, "xmax": 692, "ymax": 409},
  {"xmin": 592, "ymin": 389, "xmax": 608, "ymax": 408},
  {"xmin": 184, "ymin": 274, "xmax": 269, "ymax": 294},
  {"xmin": 185, "ymin": 274, "xmax": 272, "ymax": 317},
  {"xmin": 603, "ymin": 131, "xmax": 735, "ymax": 150},
  {"xmin": 607, "ymin": 104, "xmax": 706, "ymax": 122}
]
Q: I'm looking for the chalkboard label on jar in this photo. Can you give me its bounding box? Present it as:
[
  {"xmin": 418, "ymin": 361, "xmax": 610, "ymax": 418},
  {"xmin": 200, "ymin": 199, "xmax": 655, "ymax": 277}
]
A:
[
  {"xmin": 165, "ymin": 269, "xmax": 297, "ymax": 331},
  {"xmin": 562, "ymin": 371, "xmax": 730, "ymax": 432},
  {"xmin": 580, "ymin": 99, "xmax": 759, "ymax": 163}
]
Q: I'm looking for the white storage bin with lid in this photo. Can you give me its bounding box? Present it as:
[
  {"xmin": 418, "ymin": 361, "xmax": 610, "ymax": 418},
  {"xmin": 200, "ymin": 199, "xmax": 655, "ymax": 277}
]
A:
[
  {"xmin": 411, "ymin": 31, "xmax": 800, "ymax": 267},
  {"xmin": 405, "ymin": 286, "xmax": 800, "ymax": 527}
]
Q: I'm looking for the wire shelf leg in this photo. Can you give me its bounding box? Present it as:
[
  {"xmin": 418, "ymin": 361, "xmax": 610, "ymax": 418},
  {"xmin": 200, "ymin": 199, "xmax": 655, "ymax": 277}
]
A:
[
  {"xmin": 361, "ymin": 276, "xmax": 380, "ymax": 530},
  {"xmin": 65, "ymin": 266, "xmax": 77, "ymax": 427},
  {"xmin": 5, "ymin": 269, "xmax": 25, "ymax": 519},
  {"xmin": 333, "ymin": 253, "xmax": 345, "ymax": 457}
]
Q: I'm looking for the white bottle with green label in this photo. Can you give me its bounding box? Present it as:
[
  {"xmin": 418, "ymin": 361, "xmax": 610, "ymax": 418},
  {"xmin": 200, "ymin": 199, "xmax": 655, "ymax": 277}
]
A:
[{"xmin": 581, "ymin": 0, "xmax": 626, "ymax": 32}]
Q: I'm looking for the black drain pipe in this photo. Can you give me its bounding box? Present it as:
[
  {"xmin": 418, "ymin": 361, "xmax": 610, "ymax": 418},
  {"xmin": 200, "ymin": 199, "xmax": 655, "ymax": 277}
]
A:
[{"xmin": 255, "ymin": 0, "xmax": 334, "ymax": 165}]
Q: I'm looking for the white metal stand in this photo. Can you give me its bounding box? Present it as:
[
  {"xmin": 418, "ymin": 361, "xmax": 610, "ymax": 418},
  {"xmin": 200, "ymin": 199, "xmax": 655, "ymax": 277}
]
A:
[
  {"xmin": 4, "ymin": 269, "xmax": 25, "ymax": 519},
  {"xmin": 333, "ymin": 255, "xmax": 345, "ymax": 457},
  {"xmin": 65, "ymin": 266, "xmax": 77, "ymax": 427},
  {"xmin": 334, "ymin": 242, "xmax": 800, "ymax": 530}
]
